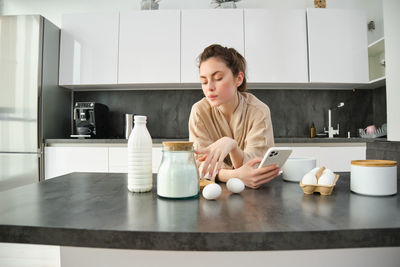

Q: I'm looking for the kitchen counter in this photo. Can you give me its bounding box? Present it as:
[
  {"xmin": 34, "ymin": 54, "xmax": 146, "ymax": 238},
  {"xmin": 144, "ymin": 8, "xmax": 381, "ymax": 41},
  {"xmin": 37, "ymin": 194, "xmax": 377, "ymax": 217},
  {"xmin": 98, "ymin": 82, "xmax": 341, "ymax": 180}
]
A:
[
  {"xmin": 45, "ymin": 137, "xmax": 374, "ymax": 145},
  {"xmin": 0, "ymin": 172, "xmax": 399, "ymax": 251}
]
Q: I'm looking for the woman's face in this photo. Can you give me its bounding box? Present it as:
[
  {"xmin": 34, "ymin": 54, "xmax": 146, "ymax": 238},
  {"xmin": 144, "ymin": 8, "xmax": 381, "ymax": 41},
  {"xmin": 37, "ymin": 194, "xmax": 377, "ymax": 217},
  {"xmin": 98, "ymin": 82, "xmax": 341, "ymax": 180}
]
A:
[{"xmin": 199, "ymin": 57, "xmax": 243, "ymax": 107}]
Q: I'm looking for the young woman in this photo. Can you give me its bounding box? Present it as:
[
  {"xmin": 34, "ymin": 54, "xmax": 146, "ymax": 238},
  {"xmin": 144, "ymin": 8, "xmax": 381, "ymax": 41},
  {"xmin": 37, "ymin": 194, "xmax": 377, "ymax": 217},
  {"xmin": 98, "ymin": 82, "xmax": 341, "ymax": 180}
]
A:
[{"xmin": 189, "ymin": 44, "xmax": 280, "ymax": 189}]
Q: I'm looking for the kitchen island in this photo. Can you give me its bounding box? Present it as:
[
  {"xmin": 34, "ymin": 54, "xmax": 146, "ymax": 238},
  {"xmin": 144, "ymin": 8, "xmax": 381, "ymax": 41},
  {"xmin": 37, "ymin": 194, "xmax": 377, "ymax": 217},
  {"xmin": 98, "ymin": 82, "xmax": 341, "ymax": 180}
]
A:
[{"xmin": 1, "ymin": 172, "xmax": 399, "ymax": 266}]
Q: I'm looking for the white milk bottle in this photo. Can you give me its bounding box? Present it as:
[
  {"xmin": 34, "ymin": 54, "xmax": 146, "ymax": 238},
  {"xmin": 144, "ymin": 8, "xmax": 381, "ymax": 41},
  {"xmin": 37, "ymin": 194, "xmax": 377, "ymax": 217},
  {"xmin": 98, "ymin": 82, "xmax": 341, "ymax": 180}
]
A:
[{"xmin": 127, "ymin": 115, "xmax": 152, "ymax": 192}]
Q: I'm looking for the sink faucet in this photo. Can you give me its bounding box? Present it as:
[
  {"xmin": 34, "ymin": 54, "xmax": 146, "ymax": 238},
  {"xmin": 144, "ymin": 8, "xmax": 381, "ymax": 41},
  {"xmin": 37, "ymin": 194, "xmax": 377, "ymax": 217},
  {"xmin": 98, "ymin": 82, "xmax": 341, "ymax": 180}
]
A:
[{"xmin": 324, "ymin": 102, "xmax": 344, "ymax": 138}]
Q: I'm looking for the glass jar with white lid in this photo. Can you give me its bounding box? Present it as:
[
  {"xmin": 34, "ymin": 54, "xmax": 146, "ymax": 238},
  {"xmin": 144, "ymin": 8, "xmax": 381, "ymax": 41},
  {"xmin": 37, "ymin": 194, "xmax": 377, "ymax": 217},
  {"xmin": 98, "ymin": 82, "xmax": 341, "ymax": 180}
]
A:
[{"xmin": 157, "ymin": 141, "xmax": 199, "ymax": 199}]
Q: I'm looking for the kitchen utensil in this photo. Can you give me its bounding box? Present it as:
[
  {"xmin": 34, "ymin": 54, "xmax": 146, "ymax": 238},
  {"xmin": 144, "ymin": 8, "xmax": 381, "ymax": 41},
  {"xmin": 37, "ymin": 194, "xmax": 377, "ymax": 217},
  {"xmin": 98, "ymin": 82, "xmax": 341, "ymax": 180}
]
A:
[
  {"xmin": 359, "ymin": 125, "xmax": 387, "ymax": 138},
  {"xmin": 125, "ymin": 114, "xmax": 133, "ymax": 139},
  {"xmin": 351, "ymin": 160, "xmax": 397, "ymax": 196},
  {"xmin": 281, "ymin": 157, "xmax": 316, "ymax": 182}
]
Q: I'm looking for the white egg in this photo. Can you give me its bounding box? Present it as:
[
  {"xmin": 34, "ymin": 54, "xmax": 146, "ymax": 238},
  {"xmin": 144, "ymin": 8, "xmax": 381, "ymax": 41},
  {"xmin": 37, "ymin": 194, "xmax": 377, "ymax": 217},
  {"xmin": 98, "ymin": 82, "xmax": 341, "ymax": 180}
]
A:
[
  {"xmin": 226, "ymin": 178, "xmax": 245, "ymax": 194},
  {"xmin": 202, "ymin": 183, "xmax": 222, "ymax": 200},
  {"xmin": 309, "ymin": 167, "xmax": 320, "ymax": 175},
  {"xmin": 323, "ymin": 168, "xmax": 334, "ymax": 177},
  {"xmin": 317, "ymin": 174, "xmax": 334, "ymax": 185},
  {"xmin": 318, "ymin": 169, "xmax": 335, "ymax": 185},
  {"xmin": 302, "ymin": 172, "xmax": 317, "ymax": 185}
]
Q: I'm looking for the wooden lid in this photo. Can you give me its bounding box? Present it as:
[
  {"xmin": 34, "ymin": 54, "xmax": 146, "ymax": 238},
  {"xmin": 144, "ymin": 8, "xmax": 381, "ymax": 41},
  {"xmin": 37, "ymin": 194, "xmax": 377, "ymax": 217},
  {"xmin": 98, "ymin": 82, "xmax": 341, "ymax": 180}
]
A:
[
  {"xmin": 162, "ymin": 141, "xmax": 193, "ymax": 151},
  {"xmin": 351, "ymin": 160, "xmax": 397, "ymax": 167}
]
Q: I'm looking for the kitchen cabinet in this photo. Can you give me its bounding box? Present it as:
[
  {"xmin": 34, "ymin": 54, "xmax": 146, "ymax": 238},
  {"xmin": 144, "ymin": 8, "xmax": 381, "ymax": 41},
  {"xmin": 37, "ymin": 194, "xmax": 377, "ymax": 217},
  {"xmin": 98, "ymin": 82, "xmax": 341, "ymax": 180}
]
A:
[
  {"xmin": 108, "ymin": 147, "xmax": 162, "ymax": 174},
  {"xmin": 244, "ymin": 9, "xmax": 308, "ymax": 83},
  {"xmin": 59, "ymin": 12, "xmax": 119, "ymax": 85},
  {"xmin": 318, "ymin": 146, "xmax": 366, "ymax": 171},
  {"xmin": 57, "ymin": 8, "xmax": 371, "ymax": 89},
  {"xmin": 356, "ymin": 37, "xmax": 386, "ymax": 89},
  {"xmin": 279, "ymin": 144, "xmax": 366, "ymax": 172},
  {"xmin": 44, "ymin": 146, "xmax": 108, "ymax": 179},
  {"xmin": 45, "ymin": 143, "xmax": 364, "ymax": 179},
  {"xmin": 118, "ymin": 10, "xmax": 180, "ymax": 84},
  {"xmin": 45, "ymin": 145, "xmax": 163, "ymax": 179},
  {"xmin": 368, "ymin": 38, "xmax": 385, "ymax": 82},
  {"xmin": 181, "ymin": 9, "xmax": 244, "ymax": 83},
  {"xmin": 368, "ymin": 37, "xmax": 386, "ymax": 87},
  {"xmin": 307, "ymin": 8, "xmax": 369, "ymax": 84},
  {"xmin": 108, "ymin": 147, "xmax": 127, "ymax": 173}
]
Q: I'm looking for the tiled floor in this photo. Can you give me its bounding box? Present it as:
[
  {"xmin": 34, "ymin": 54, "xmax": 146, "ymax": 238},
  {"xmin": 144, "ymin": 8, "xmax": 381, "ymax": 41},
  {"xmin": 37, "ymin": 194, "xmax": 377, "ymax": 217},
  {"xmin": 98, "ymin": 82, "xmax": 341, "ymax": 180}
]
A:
[{"xmin": 0, "ymin": 243, "xmax": 60, "ymax": 267}]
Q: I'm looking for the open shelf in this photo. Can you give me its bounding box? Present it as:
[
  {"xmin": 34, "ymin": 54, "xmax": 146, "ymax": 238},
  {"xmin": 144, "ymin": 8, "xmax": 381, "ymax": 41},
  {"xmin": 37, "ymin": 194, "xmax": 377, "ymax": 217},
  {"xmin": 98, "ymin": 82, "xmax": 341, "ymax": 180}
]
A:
[
  {"xmin": 368, "ymin": 37, "xmax": 385, "ymax": 87},
  {"xmin": 368, "ymin": 37, "xmax": 385, "ymax": 56},
  {"xmin": 357, "ymin": 76, "xmax": 386, "ymax": 89}
]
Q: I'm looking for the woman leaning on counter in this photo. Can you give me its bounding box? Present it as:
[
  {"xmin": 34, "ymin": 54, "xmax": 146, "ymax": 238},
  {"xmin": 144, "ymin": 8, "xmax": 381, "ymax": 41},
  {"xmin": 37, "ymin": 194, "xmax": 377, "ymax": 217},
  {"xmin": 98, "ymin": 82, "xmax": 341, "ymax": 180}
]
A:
[{"xmin": 188, "ymin": 44, "xmax": 280, "ymax": 189}]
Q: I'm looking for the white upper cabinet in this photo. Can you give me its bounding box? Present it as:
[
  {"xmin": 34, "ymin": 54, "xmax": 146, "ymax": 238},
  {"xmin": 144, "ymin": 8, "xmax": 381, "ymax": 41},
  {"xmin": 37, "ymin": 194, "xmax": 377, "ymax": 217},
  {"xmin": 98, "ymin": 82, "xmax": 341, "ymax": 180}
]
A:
[
  {"xmin": 118, "ymin": 10, "xmax": 181, "ymax": 84},
  {"xmin": 59, "ymin": 12, "xmax": 119, "ymax": 86},
  {"xmin": 181, "ymin": 9, "xmax": 244, "ymax": 83},
  {"xmin": 244, "ymin": 9, "xmax": 308, "ymax": 83},
  {"xmin": 307, "ymin": 8, "xmax": 369, "ymax": 83}
]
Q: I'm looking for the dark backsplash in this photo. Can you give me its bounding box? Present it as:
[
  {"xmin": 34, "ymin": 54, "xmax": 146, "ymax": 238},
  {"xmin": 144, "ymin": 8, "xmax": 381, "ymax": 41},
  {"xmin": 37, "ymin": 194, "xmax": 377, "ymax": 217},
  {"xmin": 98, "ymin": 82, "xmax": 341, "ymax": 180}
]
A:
[{"xmin": 73, "ymin": 86, "xmax": 386, "ymax": 139}]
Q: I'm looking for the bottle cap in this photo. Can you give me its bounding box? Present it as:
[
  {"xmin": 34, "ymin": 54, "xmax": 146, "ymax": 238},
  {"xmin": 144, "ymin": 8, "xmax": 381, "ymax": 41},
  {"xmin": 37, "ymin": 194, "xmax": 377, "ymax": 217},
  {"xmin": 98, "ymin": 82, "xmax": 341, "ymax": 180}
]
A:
[
  {"xmin": 162, "ymin": 141, "xmax": 193, "ymax": 151},
  {"xmin": 134, "ymin": 115, "xmax": 147, "ymax": 122}
]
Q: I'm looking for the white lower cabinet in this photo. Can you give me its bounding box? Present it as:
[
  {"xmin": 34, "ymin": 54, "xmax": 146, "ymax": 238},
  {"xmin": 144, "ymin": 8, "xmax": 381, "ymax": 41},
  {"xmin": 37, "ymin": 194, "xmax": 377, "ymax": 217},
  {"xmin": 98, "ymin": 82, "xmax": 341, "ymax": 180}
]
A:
[
  {"xmin": 45, "ymin": 146, "xmax": 163, "ymax": 179},
  {"xmin": 277, "ymin": 144, "xmax": 366, "ymax": 172},
  {"xmin": 45, "ymin": 147, "xmax": 109, "ymax": 179},
  {"xmin": 45, "ymin": 144, "xmax": 365, "ymax": 179},
  {"xmin": 108, "ymin": 147, "xmax": 127, "ymax": 173},
  {"xmin": 108, "ymin": 147, "xmax": 163, "ymax": 174}
]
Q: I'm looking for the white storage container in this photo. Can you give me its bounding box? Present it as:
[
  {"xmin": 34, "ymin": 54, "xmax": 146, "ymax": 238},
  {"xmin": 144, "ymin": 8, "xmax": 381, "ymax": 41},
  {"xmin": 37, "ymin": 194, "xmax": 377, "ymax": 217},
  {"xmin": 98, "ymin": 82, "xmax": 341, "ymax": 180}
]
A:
[
  {"xmin": 157, "ymin": 141, "xmax": 199, "ymax": 199},
  {"xmin": 281, "ymin": 158, "xmax": 316, "ymax": 182},
  {"xmin": 351, "ymin": 160, "xmax": 397, "ymax": 196}
]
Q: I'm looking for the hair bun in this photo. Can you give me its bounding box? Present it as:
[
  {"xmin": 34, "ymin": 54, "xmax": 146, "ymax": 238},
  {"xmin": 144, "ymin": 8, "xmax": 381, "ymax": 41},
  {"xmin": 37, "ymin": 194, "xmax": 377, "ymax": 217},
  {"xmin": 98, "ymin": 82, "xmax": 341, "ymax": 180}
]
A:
[{"xmin": 198, "ymin": 44, "xmax": 247, "ymax": 92}]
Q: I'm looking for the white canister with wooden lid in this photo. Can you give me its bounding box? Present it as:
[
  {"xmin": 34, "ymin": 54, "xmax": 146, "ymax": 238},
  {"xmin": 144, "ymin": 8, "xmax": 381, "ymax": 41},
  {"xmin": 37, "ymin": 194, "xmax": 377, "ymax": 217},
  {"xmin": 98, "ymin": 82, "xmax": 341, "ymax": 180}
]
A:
[{"xmin": 351, "ymin": 160, "xmax": 397, "ymax": 196}]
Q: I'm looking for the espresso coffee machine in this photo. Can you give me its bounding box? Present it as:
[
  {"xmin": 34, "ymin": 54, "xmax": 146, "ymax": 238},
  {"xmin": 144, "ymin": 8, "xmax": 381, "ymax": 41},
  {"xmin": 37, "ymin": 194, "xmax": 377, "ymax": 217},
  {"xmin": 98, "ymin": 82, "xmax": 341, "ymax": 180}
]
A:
[{"xmin": 71, "ymin": 102, "xmax": 108, "ymax": 138}]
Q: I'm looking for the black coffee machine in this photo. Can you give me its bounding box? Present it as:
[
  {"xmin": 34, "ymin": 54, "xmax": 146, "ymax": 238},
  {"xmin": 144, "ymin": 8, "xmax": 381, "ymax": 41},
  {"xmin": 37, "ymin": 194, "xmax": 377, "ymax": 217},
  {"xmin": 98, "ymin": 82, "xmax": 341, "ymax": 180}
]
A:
[{"xmin": 71, "ymin": 102, "xmax": 108, "ymax": 138}]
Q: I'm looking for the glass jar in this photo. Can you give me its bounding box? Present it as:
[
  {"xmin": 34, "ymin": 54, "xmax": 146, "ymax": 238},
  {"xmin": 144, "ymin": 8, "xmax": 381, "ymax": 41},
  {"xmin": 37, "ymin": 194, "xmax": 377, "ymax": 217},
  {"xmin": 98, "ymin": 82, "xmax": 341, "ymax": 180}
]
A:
[{"xmin": 157, "ymin": 141, "xmax": 199, "ymax": 199}]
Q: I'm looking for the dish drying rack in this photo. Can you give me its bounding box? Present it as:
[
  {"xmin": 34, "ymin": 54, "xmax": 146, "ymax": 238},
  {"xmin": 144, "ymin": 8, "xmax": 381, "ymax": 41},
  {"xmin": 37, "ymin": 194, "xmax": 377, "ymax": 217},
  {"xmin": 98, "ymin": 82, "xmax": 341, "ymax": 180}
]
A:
[{"xmin": 360, "ymin": 127, "xmax": 387, "ymax": 138}]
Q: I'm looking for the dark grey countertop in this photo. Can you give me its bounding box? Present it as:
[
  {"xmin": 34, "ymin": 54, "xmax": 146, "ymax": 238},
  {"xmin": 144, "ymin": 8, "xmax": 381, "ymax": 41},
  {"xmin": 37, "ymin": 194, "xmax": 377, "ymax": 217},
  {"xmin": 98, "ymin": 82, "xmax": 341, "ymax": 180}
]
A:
[
  {"xmin": 45, "ymin": 137, "xmax": 376, "ymax": 144},
  {"xmin": 0, "ymin": 172, "xmax": 399, "ymax": 251}
]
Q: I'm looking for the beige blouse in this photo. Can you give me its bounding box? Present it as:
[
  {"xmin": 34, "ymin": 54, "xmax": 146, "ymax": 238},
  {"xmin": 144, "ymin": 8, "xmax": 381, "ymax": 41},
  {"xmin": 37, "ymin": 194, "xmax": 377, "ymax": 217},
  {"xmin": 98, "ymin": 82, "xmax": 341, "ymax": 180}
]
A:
[{"xmin": 188, "ymin": 92, "xmax": 274, "ymax": 172}]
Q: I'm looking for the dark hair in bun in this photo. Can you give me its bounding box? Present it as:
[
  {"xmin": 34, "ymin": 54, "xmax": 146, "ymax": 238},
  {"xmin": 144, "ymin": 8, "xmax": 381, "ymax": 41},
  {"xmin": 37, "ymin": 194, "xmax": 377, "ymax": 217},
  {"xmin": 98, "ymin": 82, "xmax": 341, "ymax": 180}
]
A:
[{"xmin": 198, "ymin": 44, "xmax": 247, "ymax": 92}]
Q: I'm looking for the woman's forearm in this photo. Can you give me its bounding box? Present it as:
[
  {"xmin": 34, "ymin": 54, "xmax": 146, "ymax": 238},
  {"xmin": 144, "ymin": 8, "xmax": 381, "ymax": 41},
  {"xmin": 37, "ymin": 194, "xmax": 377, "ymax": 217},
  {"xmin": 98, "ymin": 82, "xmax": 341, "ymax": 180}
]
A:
[
  {"xmin": 216, "ymin": 168, "xmax": 237, "ymax": 183},
  {"xmin": 229, "ymin": 139, "xmax": 244, "ymax": 169}
]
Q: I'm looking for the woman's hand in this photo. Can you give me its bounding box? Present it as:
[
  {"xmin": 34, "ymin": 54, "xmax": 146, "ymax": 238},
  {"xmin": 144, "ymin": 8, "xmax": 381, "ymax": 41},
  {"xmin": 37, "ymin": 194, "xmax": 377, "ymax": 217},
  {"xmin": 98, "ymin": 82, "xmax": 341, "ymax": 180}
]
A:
[
  {"xmin": 234, "ymin": 158, "xmax": 280, "ymax": 189},
  {"xmin": 196, "ymin": 137, "xmax": 238, "ymax": 178}
]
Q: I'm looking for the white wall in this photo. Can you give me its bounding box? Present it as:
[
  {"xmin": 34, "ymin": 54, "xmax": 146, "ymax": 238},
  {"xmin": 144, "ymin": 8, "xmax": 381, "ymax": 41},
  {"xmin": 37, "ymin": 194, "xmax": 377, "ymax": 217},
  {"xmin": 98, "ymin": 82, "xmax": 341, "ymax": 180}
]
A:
[
  {"xmin": 383, "ymin": 0, "xmax": 400, "ymax": 141},
  {"xmin": 0, "ymin": 0, "xmax": 383, "ymax": 43}
]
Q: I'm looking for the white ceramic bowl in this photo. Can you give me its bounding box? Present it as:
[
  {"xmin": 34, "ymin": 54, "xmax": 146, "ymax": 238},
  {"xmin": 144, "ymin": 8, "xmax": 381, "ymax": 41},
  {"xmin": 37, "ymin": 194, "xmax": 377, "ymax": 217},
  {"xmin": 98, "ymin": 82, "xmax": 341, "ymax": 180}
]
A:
[
  {"xmin": 281, "ymin": 157, "xmax": 316, "ymax": 182},
  {"xmin": 351, "ymin": 160, "xmax": 397, "ymax": 196}
]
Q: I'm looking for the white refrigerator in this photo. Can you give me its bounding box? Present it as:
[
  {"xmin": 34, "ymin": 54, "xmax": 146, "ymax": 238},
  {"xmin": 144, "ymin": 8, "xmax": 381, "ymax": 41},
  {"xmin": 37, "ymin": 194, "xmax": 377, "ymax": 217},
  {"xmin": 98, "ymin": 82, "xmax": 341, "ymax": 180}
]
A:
[{"xmin": 0, "ymin": 15, "xmax": 71, "ymax": 191}]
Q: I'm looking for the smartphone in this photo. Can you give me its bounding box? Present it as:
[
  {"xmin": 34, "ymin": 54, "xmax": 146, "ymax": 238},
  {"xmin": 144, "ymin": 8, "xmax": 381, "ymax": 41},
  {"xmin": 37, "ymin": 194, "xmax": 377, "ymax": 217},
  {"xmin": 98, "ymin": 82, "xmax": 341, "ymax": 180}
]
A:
[{"xmin": 258, "ymin": 147, "xmax": 293, "ymax": 169}]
